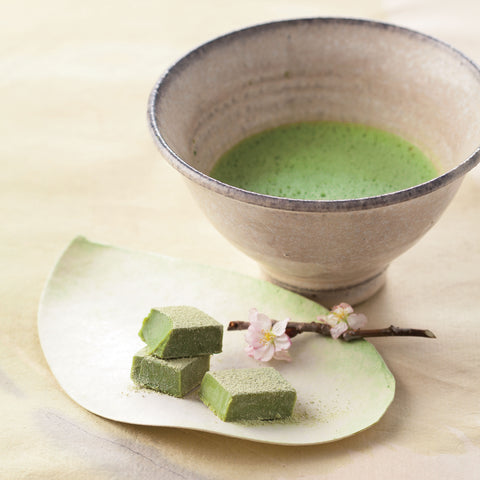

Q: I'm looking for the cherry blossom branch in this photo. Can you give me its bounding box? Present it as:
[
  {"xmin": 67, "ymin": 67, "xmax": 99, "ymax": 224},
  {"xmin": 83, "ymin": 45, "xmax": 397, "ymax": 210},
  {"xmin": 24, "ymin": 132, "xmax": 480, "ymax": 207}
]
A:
[
  {"xmin": 227, "ymin": 320, "xmax": 436, "ymax": 342},
  {"xmin": 341, "ymin": 325, "xmax": 436, "ymax": 341}
]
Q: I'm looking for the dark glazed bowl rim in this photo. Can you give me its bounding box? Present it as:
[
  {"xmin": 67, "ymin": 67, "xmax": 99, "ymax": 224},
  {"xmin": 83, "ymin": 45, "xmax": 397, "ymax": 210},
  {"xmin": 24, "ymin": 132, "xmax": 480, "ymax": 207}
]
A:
[{"xmin": 148, "ymin": 17, "xmax": 480, "ymax": 212}]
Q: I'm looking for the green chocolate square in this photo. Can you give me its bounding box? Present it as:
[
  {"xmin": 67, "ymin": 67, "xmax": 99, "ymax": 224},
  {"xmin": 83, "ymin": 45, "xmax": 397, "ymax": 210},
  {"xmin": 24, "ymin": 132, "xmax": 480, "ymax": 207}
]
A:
[
  {"xmin": 139, "ymin": 306, "xmax": 223, "ymax": 359},
  {"xmin": 199, "ymin": 367, "xmax": 296, "ymax": 422},
  {"xmin": 131, "ymin": 347, "xmax": 210, "ymax": 397}
]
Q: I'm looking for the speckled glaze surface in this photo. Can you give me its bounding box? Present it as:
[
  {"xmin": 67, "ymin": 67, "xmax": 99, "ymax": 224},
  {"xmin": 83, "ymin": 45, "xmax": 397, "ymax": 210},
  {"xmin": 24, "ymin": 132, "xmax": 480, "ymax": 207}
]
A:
[{"xmin": 148, "ymin": 18, "xmax": 480, "ymax": 305}]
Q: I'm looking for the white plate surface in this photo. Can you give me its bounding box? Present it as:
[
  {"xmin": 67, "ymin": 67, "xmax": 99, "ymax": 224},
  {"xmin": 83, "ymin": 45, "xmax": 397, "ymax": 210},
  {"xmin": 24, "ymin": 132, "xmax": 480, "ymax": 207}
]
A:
[{"xmin": 38, "ymin": 237, "xmax": 395, "ymax": 445}]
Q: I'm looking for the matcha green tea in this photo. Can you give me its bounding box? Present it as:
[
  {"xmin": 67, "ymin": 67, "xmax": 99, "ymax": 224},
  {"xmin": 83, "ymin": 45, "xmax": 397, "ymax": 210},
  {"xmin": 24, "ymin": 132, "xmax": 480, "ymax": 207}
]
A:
[{"xmin": 210, "ymin": 122, "xmax": 438, "ymax": 200}]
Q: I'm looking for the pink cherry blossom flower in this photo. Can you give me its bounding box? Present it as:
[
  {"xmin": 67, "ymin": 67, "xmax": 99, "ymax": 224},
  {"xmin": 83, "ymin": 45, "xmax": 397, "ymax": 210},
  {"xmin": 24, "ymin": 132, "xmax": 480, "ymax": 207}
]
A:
[
  {"xmin": 245, "ymin": 308, "xmax": 292, "ymax": 362},
  {"xmin": 317, "ymin": 302, "xmax": 367, "ymax": 339}
]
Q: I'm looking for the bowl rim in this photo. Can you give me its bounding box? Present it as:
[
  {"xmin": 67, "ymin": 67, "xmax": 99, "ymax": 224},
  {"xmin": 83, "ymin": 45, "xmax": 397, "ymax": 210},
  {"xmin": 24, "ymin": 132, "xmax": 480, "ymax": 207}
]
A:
[{"xmin": 148, "ymin": 17, "xmax": 480, "ymax": 212}]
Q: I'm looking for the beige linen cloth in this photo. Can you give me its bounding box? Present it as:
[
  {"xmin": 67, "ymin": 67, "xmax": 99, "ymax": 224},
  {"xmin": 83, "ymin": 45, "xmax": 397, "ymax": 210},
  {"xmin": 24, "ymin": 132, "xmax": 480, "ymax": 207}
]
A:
[{"xmin": 1, "ymin": 0, "xmax": 479, "ymax": 478}]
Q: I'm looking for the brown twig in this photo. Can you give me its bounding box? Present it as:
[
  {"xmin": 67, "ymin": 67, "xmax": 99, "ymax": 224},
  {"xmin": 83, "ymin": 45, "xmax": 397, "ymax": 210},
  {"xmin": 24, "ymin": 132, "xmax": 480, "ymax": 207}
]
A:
[{"xmin": 227, "ymin": 320, "xmax": 436, "ymax": 342}]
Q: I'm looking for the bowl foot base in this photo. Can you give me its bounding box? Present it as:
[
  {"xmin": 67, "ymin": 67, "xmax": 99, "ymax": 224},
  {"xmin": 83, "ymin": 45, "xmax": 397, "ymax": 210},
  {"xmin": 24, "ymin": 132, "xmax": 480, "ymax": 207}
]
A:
[{"xmin": 262, "ymin": 268, "xmax": 388, "ymax": 307}]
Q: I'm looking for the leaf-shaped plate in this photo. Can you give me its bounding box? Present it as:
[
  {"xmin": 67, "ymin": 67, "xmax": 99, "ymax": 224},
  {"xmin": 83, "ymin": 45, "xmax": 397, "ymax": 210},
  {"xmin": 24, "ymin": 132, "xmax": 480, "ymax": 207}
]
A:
[{"xmin": 38, "ymin": 237, "xmax": 395, "ymax": 445}]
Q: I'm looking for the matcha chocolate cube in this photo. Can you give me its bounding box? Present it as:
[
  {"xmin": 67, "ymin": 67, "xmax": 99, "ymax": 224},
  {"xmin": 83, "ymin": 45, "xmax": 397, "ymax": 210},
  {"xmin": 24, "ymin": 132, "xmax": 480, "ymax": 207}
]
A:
[
  {"xmin": 199, "ymin": 367, "xmax": 296, "ymax": 422},
  {"xmin": 131, "ymin": 347, "xmax": 210, "ymax": 397},
  {"xmin": 139, "ymin": 306, "xmax": 223, "ymax": 358}
]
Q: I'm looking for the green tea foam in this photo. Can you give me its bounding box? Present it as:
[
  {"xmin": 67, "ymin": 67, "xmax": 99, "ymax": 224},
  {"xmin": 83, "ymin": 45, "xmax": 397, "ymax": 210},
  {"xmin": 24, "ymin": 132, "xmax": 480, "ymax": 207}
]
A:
[{"xmin": 210, "ymin": 121, "xmax": 438, "ymax": 200}]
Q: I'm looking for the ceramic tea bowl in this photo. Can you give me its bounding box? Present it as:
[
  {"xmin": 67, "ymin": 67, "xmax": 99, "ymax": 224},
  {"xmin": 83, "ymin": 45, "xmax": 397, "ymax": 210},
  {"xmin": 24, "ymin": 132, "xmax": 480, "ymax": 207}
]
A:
[{"xmin": 148, "ymin": 18, "xmax": 480, "ymax": 306}]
